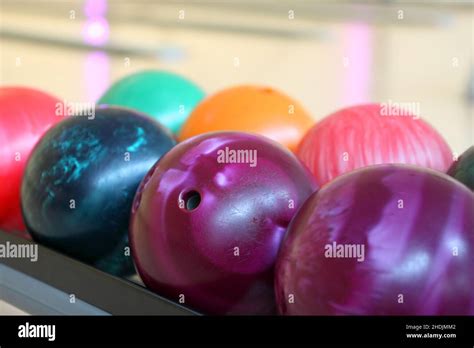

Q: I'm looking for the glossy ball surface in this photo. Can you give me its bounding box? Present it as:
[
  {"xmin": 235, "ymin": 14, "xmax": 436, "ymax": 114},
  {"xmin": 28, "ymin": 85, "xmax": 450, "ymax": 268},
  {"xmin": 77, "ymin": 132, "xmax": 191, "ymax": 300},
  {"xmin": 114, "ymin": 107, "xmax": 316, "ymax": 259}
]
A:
[
  {"xmin": 178, "ymin": 85, "xmax": 314, "ymax": 152},
  {"xmin": 0, "ymin": 87, "xmax": 64, "ymax": 238},
  {"xmin": 21, "ymin": 107, "xmax": 176, "ymax": 275},
  {"xmin": 297, "ymin": 104, "xmax": 453, "ymax": 185},
  {"xmin": 130, "ymin": 132, "xmax": 317, "ymax": 314},
  {"xmin": 275, "ymin": 164, "xmax": 474, "ymax": 315},
  {"xmin": 448, "ymin": 146, "xmax": 474, "ymax": 191},
  {"xmin": 98, "ymin": 70, "xmax": 205, "ymax": 134}
]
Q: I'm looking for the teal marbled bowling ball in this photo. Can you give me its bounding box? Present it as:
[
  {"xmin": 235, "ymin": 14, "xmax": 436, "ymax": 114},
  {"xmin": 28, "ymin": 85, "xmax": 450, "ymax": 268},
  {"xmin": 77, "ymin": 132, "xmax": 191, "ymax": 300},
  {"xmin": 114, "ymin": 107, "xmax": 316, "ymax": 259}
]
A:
[{"xmin": 21, "ymin": 106, "xmax": 176, "ymax": 276}]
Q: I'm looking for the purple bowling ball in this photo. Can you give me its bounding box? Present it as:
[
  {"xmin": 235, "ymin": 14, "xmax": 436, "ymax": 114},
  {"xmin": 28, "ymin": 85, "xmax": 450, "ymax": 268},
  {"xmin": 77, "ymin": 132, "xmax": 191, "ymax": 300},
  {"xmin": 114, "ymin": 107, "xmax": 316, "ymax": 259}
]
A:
[
  {"xmin": 130, "ymin": 131, "xmax": 317, "ymax": 315},
  {"xmin": 275, "ymin": 164, "xmax": 474, "ymax": 315}
]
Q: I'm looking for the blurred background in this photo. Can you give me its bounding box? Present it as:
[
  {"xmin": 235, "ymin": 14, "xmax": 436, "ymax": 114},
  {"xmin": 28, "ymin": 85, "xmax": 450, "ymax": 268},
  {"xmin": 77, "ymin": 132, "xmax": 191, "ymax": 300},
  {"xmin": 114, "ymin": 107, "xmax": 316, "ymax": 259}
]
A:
[{"xmin": 0, "ymin": 0, "xmax": 473, "ymax": 154}]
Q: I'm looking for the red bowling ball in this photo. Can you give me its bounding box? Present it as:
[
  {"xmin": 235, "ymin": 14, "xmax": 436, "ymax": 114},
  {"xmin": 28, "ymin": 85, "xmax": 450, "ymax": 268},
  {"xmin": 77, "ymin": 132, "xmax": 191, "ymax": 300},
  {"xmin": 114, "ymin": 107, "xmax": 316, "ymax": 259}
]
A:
[
  {"xmin": 130, "ymin": 132, "xmax": 317, "ymax": 315},
  {"xmin": 297, "ymin": 103, "xmax": 453, "ymax": 185},
  {"xmin": 0, "ymin": 87, "xmax": 65, "ymax": 237},
  {"xmin": 275, "ymin": 164, "xmax": 474, "ymax": 315}
]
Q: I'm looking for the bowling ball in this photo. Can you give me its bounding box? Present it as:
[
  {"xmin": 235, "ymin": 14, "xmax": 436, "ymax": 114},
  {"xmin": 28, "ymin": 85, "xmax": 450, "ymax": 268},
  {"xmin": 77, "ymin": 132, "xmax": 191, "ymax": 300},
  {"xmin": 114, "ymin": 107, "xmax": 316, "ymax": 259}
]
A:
[
  {"xmin": 98, "ymin": 70, "xmax": 205, "ymax": 134},
  {"xmin": 178, "ymin": 85, "xmax": 314, "ymax": 152},
  {"xmin": 21, "ymin": 106, "xmax": 176, "ymax": 276},
  {"xmin": 448, "ymin": 146, "xmax": 474, "ymax": 191},
  {"xmin": 297, "ymin": 103, "xmax": 453, "ymax": 185},
  {"xmin": 130, "ymin": 132, "xmax": 317, "ymax": 314},
  {"xmin": 0, "ymin": 87, "xmax": 65, "ymax": 238},
  {"xmin": 275, "ymin": 164, "xmax": 474, "ymax": 315}
]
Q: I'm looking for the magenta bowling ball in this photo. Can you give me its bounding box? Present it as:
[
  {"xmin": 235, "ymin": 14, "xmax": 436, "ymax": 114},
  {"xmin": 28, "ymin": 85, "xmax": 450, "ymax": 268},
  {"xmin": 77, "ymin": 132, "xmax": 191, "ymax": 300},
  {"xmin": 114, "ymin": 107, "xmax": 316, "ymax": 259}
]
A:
[
  {"xmin": 275, "ymin": 164, "xmax": 474, "ymax": 315},
  {"xmin": 130, "ymin": 132, "xmax": 317, "ymax": 315}
]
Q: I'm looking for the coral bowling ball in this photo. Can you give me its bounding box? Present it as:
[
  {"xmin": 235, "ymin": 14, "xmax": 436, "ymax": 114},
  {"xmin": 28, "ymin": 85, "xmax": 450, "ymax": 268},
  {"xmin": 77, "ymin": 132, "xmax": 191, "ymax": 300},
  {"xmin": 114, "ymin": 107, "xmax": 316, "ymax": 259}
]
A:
[
  {"xmin": 21, "ymin": 106, "xmax": 176, "ymax": 276},
  {"xmin": 275, "ymin": 164, "xmax": 474, "ymax": 315},
  {"xmin": 297, "ymin": 103, "xmax": 453, "ymax": 185},
  {"xmin": 0, "ymin": 86, "xmax": 64, "ymax": 238},
  {"xmin": 178, "ymin": 85, "xmax": 314, "ymax": 152},
  {"xmin": 130, "ymin": 132, "xmax": 317, "ymax": 314},
  {"xmin": 448, "ymin": 146, "xmax": 474, "ymax": 191},
  {"xmin": 98, "ymin": 70, "xmax": 205, "ymax": 134}
]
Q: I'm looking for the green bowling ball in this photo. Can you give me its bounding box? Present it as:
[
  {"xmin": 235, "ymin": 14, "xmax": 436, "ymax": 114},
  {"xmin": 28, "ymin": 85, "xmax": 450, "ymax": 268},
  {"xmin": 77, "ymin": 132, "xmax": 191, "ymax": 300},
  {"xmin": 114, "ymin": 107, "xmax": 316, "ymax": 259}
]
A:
[
  {"xmin": 448, "ymin": 146, "xmax": 474, "ymax": 191},
  {"xmin": 98, "ymin": 70, "xmax": 205, "ymax": 134}
]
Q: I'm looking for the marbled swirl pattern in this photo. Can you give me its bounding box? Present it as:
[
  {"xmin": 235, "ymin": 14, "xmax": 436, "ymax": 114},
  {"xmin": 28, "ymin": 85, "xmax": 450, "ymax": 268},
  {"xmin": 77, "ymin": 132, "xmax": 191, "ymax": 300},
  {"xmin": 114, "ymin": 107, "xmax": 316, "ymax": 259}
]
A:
[
  {"xmin": 130, "ymin": 131, "xmax": 317, "ymax": 314},
  {"xmin": 297, "ymin": 104, "xmax": 453, "ymax": 185},
  {"xmin": 21, "ymin": 106, "xmax": 176, "ymax": 276},
  {"xmin": 275, "ymin": 164, "xmax": 474, "ymax": 315}
]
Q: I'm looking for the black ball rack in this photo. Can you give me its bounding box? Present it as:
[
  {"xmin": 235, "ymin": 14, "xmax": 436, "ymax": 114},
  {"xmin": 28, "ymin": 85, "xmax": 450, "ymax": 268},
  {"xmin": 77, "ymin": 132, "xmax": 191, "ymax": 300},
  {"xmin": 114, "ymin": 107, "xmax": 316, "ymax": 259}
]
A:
[{"xmin": 0, "ymin": 230, "xmax": 199, "ymax": 315}]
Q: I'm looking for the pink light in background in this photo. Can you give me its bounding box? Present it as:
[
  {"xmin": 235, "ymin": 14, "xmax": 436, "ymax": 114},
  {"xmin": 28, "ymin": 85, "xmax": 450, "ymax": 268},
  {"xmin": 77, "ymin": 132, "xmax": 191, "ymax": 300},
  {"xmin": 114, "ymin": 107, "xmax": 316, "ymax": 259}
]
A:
[
  {"xmin": 82, "ymin": 0, "xmax": 109, "ymax": 46},
  {"xmin": 341, "ymin": 23, "xmax": 374, "ymax": 106},
  {"xmin": 82, "ymin": 17, "xmax": 110, "ymax": 46},
  {"xmin": 82, "ymin": 0, "xmax": 110, "ymax": 101},
  {"xmin": 84, "ymin": 51, "xmax": 110, "ymax": 102},
  {"xmin": 84, "ymin": 0, "xmax": 107, "ymax": 17}
]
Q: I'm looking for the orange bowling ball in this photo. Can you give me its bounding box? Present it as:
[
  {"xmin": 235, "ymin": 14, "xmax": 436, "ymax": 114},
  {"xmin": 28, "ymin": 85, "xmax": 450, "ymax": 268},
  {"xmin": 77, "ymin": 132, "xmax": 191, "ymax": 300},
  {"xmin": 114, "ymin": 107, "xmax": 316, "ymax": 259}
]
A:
[{"xmin": 178, "ymin": 85, "xmax": 314, "ymax": 152}]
